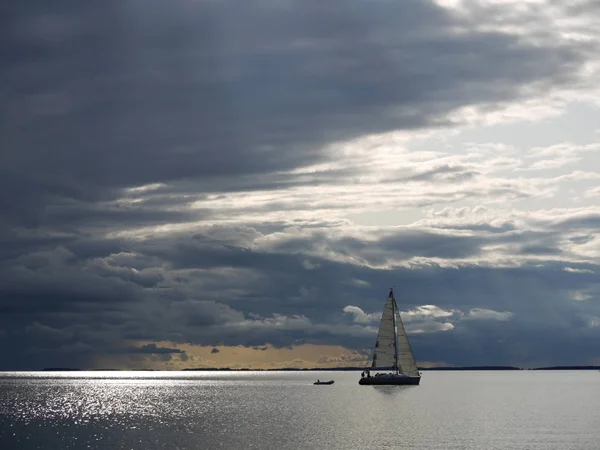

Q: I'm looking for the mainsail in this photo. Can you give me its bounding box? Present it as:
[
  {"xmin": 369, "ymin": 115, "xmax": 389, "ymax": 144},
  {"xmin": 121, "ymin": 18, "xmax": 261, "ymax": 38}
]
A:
[
  {"xmin": 371, "ymin": 294, "xmax": 396, "ymax": 369},
  {"xmin": 371, "ymin": 289, "xmax": 419, "ymax": 376}
]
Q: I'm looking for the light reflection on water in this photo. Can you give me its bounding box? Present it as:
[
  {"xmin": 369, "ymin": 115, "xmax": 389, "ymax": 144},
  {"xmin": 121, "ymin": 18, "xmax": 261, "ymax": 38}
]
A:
[{"xmin": 1, "ymin": 371, "xmax": 599, "ymax": 449}]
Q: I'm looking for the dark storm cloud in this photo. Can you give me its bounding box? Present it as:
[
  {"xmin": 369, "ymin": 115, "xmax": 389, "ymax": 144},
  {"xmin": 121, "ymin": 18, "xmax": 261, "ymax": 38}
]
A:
[
  {"xmin": 133, "ymin": 343, "xmax": 183, "ymax": 354},
  {"xmin": 3, "ymin": 217, "xmax": 600, "ymax": 365},
  {"xmin": 2, "ymin": 225, "xmax": 600, "ymax": 368},
  {"xmin": 1, "ymin": 0, "xmax": 589, "ymax": 223},
  {"xmin": 0, "ymin": 247, "xmax": 150, "ymax": 314}
]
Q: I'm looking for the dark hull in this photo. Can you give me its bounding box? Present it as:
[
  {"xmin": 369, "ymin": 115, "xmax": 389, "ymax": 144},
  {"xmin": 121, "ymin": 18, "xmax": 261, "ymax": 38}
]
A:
[
  {"xmin": 359, "ymin": 375, "xmax": 420, "ymax": 385},
  {"xmin": 313, "ymin": 380, "xmax": 334, "ymax": 385}
]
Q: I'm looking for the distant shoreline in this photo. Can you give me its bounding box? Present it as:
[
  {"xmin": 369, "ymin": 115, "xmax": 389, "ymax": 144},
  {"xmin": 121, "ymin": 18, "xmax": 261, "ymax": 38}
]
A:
[{"xmin": 10, "ymin": 365, "xmax": 600, "ymax": 372}]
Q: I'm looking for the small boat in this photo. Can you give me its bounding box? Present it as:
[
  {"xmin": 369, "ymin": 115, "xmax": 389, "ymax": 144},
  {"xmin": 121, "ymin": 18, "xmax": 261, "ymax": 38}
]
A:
[
  {"xmin": 313, "ymin": 380, "xmax": 334, "ymax": 385},
  {"xmin": 359, "ymin": 288, "xmax": 421, "ymax": 386}
]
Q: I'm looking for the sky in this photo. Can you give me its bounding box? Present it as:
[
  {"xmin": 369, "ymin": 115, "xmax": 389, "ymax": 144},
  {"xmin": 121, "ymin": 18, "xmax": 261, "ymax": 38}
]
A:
[{"xmin": 2, "ymin": 0, "xmax": 600, "ymax": 370}]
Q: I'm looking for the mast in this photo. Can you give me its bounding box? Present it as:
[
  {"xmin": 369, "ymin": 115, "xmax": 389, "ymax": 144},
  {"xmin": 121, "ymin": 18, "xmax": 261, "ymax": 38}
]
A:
[{"xmin": 391, "ymin": 288, "xmax": 399, "ymax": 374}]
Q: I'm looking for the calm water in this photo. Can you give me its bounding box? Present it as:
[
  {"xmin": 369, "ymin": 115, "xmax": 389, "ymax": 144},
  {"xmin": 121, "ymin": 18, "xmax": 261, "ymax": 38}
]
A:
[{"xmin": 1, "ymin": 370, "xmax": 599, "ymax": 449}]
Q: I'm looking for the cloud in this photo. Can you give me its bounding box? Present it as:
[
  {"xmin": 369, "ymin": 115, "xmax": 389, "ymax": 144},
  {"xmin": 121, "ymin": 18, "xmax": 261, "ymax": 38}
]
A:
[
  {"xmin": 343, "ymin": 305, "xmax": 380, "ymax": 323},
  {"xmin": 403, "ymin": 305, "xmax": 456, "ymax": 320},
  {"xmin": 132, "ymin": 343, "xmax": 184, "ymax": 354},
  {"xmin": 26, "ymin": 321, "xmax": 73, "ymax": 342},
  {"xmin": 410, "ymin": 322, "xmax": 455, "ymax": 334},
  {"xmin": 2, "ymin": 204, "xmax": 600, "ymax": 368},
  {"xmin": 564, "ymin": 267, "xmax": 594, "ymax": 274},
  {"xmin": 2, "ymin": 0, "xmax": 597, "ymax": 230},
  {"xmin": 464, "ymin": 308, "xmax": 513, "ymax": 321},
  {"xmin": 570, "ymin": 291, "xmax": 592, "ymax": 301}
]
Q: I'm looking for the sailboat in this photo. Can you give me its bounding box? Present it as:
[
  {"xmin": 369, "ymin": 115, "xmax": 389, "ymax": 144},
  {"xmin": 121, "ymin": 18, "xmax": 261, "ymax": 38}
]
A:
[{"xmin": 359, "ymin": 288, "xmax": 421, "ymax": 385}]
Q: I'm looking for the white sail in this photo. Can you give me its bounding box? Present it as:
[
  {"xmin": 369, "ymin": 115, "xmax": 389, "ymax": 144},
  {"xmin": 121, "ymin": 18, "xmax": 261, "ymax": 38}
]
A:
[
  {"xmin": 371, "ymin": 294, "xmax": 396, "ymax": 369},
  {"xmin": 395, "ymin": 307, "xmax": 420, "ymax": 377}
]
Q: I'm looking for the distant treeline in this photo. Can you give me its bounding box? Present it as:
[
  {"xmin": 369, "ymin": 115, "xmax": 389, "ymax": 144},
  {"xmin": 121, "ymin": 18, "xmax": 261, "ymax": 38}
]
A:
[
  {"xmin": 419, "ymin": 366, "xmax": 521, "ymax": 371},
  {"xmin": 530, "ymin": 366, "xmax": 600, "ymax": 371}
]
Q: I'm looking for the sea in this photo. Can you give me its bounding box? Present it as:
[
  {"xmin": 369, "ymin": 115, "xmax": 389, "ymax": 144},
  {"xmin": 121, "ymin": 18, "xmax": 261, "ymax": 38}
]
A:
[{"xmin": 1, "ymin": 370, "xmax": 599, "ymax": 449}]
